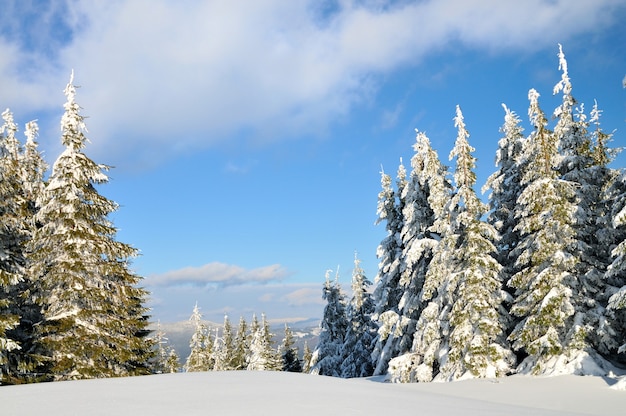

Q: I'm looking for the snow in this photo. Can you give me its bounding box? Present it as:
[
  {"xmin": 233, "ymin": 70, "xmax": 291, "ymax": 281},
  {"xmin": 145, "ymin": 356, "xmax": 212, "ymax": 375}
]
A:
[{"xmin": 2, "ymin": 371, "xmax": 625, "ymax": 415}]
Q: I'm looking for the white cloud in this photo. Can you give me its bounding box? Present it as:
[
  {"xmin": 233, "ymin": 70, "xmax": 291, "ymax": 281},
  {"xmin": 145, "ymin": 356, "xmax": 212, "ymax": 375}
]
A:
[
  {"xmin": 0, "ymin": 0, "xmax": 623, "ymax": 167},
  {"xmin": 282, "ymin": 287, "xmax": 325, "ymax": 307},
  {"xmin": 148, "ymin": 262, "xmax": 291, "ymax": 287}
]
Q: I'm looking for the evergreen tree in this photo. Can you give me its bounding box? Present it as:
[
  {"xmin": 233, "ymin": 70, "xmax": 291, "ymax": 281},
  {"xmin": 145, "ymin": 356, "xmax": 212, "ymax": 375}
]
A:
[
  {"xmin": 221, "ymin": 315, "xmax": 235, "ymax": 370},
  {"xmin": 438, "ymin": 106, "xmax": 514, "ymax": 380},
  {"xmin": 483, "ymin": 104, "xmax": 526, "ymax": 285},
  {"xmin": 507, "ymin": 89, "xmax": 597, "ymax": 375},
  {"xmin": 371, "ymin": 163, "xmax": 407, "ymax": 374},
  {"xmin": 165, "ymin": 348, "xmax": 181, "ymax": 373},
  {"xmin": 247, "ymin": 313, "xmax": 279, "ymax": 371},
  {"xmin": 310, "ymin": 271, "xmax": 348, "ymax": 376},
  {"xmin": 378, "ymin": 132, "xmax": 453, "ymax": 377},
  {"xmin": 28, "ymin": 74, "xmax": 153, "ymax": 380},
  {"xmin": 551, "ymin": 46, "xmax": 619, "ymax": 363},
  {"xmin": 302, "ymin": 341, "xmax": 313, "ymax": 373},
  {"xmin": 231, "ymin": 316, "xmax": 249, "ymax": 370},
  {"xmin": 280, "ymin": 323, "xmax": 302, "ymax": 372},
  {"xmin": 12, "ymin": 121, "xmax": 48, "ymax": 381},
  {"xmin": 605, "ymin": 171, "xmax": 626, "ymax": 358},
  {"xmin": 0, "ymin": 109, "xmax": 23, "ymax": 383},
  {"xmin": 152, "ymin": 321, "xmax": 171, "ymax": 374},
  {"xmin": 184, "ymin": 304, "xmax": 212, "ymax": 372},
  {"xmin": 341, "ymin": 254, "xmax": 376, "ymax": 378}
]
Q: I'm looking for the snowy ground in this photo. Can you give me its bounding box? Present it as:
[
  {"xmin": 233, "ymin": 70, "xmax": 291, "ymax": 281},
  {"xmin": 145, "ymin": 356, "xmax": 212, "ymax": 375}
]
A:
[{"xmin": 2, "ymin": 371, "xmax": 625, "ymax": 415}]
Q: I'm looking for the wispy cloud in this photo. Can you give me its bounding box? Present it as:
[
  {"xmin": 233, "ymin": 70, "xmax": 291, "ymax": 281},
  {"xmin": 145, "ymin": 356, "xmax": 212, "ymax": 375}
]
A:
[
  {"xmin": 148, "ymin": 262, "xmax": 292, "ymax": 288},
  {"xmin": 282, "ymin": 287, "xmax": 325, "ymax": 307},
  {"xmin": 0, "ymin": 0, "xmax": 623, "ymax": 167}
]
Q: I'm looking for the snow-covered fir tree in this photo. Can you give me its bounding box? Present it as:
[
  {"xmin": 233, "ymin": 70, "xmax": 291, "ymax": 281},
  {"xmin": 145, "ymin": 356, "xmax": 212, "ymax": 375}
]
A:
[
  {"xmin": 310, "ymin": 270, "xmax": 348, "ymax": 376},
  {"xmin": 247, "ymin": 313, "xmax": 279, "ymax": 371},
  {"xmin": 2, "ymin": 117, "xmax": 48, "ymax": 383},
  {"xmin": 302, "ymin": 341, "xmax": 312, "ymax": 373},
  {"xmin": 151, "ymin": 321, "xmax": 172, "ymax": 374},
  {"xmin": 376, "ymin": 132, "xmax": 453, "ymax": 377},
  {"xmin": 27, "ymin": 74, "xmax": 154, "ymax": 380},
  {"xmin": 280, "ymin": 324, "xmax": 302, "ymax": 372},
  {"xmin": 507, "ymin": 89, "xmax": 601, "ymax": 375},
  {"xmin": 605, "ymin": 170, "xmax": 626, "ymax": 359},
  {"xmin": 340, "ymin": 254, "xmax": 376, "ymax": 378},
  {"xmin": 437, "ymin": 106, "xmax": 514, "ymax": 380},
  {"xmin": 220, "ymin": 315, "xmax": 235, "ymax": 370},
  {"xmin": 483, "ymin": 104, "xmax": 526, "ymax": 285},
  {"xmin": 165, "ymin": 348, "xmax": 181, "ymax": 373},
  {"xmin": 231, "ymin": 316, "xmax": 249, "ymax": 370},
  {"xmin": 0, "ymin": 109, "xmax": 24, "ymax": 383},
  {"xmin": 371, "ymin": 163, "xmax": 407, "ymax": 374},
  {"xmin": 184, "ymin": 304, "xmax": 212, "ymax": 372},
  {"xmin": 551, "ymin": 47, "xmax": 618, "ymax": 361}
]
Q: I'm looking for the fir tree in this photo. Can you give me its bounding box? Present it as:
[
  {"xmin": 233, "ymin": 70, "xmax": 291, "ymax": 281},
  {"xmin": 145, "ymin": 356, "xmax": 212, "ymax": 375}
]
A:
[
  {"xmin": 439, "ymin": 106, "xmax": 514, "ymax": 380},
  {"xmin": 483, "ymin": 104, "xmax": 526, "ymax": 285},
  {"xmin": 380, "ymin": 132, "xmax": 453, "ymax": 378},
  {"xmin": 184, "ymin": 304, "xmax": 212, "ymax": 372},
  {"xmin": 371, "ymin": 162, "xmax": 407, "ymax": 374},
  {"xmin": 302, "ymin": 341, "xmax": 313, "ymax": 373},
  {"xmin": 165, "ymin": 348, "xmax": 181, "ymax": 373},
  {"xmin": 508, "ymin": 89, "xmax": 596, "ymax": 375},
  {"xmin": 280, "ymin": 323, "xmax": 302, "ymax": 372},
  {"xmin": 28, "ymin": 74, "xmax": 153, "ymax": 380},
  {"xmin": 221, "ymin": 315, "xmax": 235, "ymax": 370},
  {"xmin": 551, "ymin": 46, "xmax": 619, "ymax": 363},
  {"xmin": 341, "ymin": 254, "xmax": 376, "ymax": 378},
  {"xmin": 152, "ymin": 321, "xmax": 171, "ymax": 374},
  {"xmin": 605, "ymin": 171, "xmax": 626, "ymax": 358},
  {"xmin": 247, "ymin": 313, "xmax": 279, "ymax": 371},
  {"xmin": 231, "ymin": 316, "xmax": 249, "ymax": 370},
  {"xmin": 1, "ymin": 114, "xmax": 47, "ymax": 383},
  {"xmin": 0, "ymin": 109, "xmax": 23, "ymax": 383},
  {"xmin": 310, "ymin": 270, "xmax": 348, "ymax": 376}
]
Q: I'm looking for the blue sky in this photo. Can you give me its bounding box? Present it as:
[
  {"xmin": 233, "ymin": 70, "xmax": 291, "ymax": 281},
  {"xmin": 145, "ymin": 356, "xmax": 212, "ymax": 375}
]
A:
[{"xmin": 1, "ymin": 0, "xmax": 625, "ymax": 324}]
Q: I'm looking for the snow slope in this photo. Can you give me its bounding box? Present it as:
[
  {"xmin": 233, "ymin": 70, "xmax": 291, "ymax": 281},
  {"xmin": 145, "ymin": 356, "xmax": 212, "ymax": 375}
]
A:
[{"xmin": 2, "ymin": 371, "xmax": 625, "ymax": 415}]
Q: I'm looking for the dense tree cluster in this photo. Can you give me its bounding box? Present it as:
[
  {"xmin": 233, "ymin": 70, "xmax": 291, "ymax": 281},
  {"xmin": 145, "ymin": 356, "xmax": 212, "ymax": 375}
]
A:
[
  {"xmin": 311, "ymin": 46, "xmax": 626, "ymax": 382},
  {"xmin": 0, "ymin": 74, "xmax": 154, "ymax": 384},
  {"xmin": 162, "ymin": 305, "xmax": 302, "ymax": 374}
]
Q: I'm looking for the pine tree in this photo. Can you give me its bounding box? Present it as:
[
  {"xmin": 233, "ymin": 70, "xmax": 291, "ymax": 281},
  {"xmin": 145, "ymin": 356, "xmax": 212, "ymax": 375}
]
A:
[
  {"xmin": 380, "ymin": 132, "xmax": 453, "ymax": 378},
  {"xmin": 371, "ymin": 162, "xmax": 407, "ymax": 374},
  {"xmin": 280, "ymin": 324, "xmax": 302, "ymax": 372},
  {"xmin": 507, "ymin": 89, "xmax": 597, "ymax": 375},
  {"xmin": 605, "ymin": 171, "xmax": 626, "ymax": 358},
  {"xmin": 310, "ymin": 270, "xmax": 348, "ymax": 376},
  {"xmin": 551, "ymin": 46, "xmax": 619, "ymax": 364},
  {"xmin": 247, "ymin": 313, "xmax": 279, "ymax": 371},
  {"xmin": 340, "ymin": 254, "xmax": 376, "ymax": 378},
  {"xmin": 1, "ymin": 115, "xmax": 47, "ymax": 383},
  {"xmin": 0, "ymin": 109, "xmax": 23, "ymax": 383},
  {"xmin": 302, "ymin": 341, "xmax": 312, "ymax": 373},
  {"xmin": 231, "ymin": 316, "xmax": 249, "ymax": 370},
  {"xmin": 28, "ymin": 74, "xmax": 153, "ymax": 380},
  {"xmin": 221, "ymin": 315, "xmax": 235, "ymax": 370},
  {"xmin": 483, "ymin": 104, "xmax": 526, "ymax": 285},
  {"xmin": 184, "ymin": 304, "xmax": 212, "ymax": 372},
  {"xmin": 438, "ymin": 106, "xmax": 514, "ymax": 380},
  {"xmin": 152, "ymin": 321, "xmax": 171, "ymax": 374},
  {"xmin": 165, "ymin": 348, "xmax": 181, "ymax": 373}
]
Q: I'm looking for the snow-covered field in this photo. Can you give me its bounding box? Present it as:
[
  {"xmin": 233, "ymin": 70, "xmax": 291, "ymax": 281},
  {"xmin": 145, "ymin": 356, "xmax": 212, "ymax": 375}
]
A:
[{"xmin": 2, "ymin": 371, "xmax": 625, "ymax": 415}]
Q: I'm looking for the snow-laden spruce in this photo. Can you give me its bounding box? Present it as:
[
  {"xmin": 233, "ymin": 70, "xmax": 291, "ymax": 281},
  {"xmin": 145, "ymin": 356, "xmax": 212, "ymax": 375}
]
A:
[
  {"xmin": 340, "ymin": 255, "xmax": 376, "ymax": 378},
  {"xmin": 371, "ymin": 162, "xmax": 408, "ymax": 375},
  {"xmin": 184, "ymin": 304, "xmax": 213, "ymax": 372},
  {"xmin": 310, "ymin": 270, "xmax": 348, "ymax": 376},
  {"xmin": 27, "ymin": 73, "xmax": 153, "ymax": 380}
]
